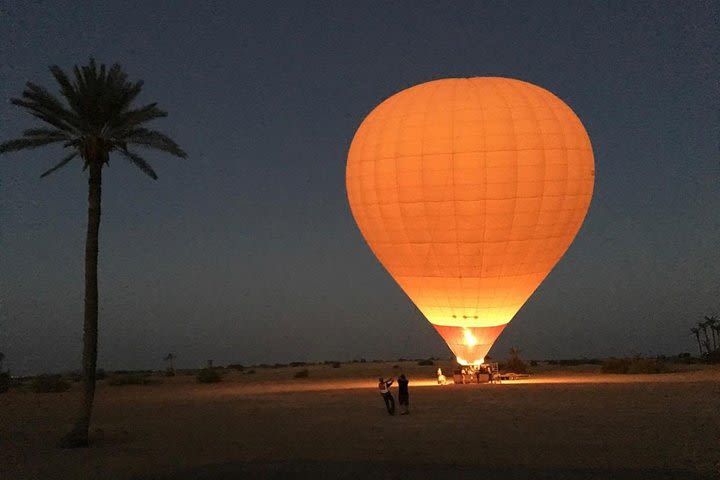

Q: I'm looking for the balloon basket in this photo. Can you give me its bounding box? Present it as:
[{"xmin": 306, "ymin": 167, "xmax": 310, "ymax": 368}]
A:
[{"xmin": 452, "ymin": 362, "xmax": 501, "ymax": 384}]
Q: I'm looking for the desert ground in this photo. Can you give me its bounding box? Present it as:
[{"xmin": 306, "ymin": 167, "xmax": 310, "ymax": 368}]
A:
[{"xmin": 1, "ymin": 361, "xmax": 718, "ymax": 480}]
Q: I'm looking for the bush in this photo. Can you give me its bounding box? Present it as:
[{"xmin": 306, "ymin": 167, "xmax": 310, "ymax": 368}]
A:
[
  {"xmin": 505, "ymin": 357, "xmax": 528, "ymax": 373},
  {"xmin": 627, "ymin": 358, "xmax": 669, "ymax": 374},
  {"xmin": 108, "ymin": 374, "xmax": 157, "ymax": 386},
  {"xmin": 331, "ymin": 362, "xmax": 341, "ymax": 368},
  {"xmin": 601, "ymin": 358, "xmax": 630, "ymax": 373},
  {"xmin": 196, "ymin": 368, "xmax": 222, "ymax": 383},
  {"xmin": 505, "ymin": 348, "xmax": 528, "ymax": 374},
  {"xmin": 530, "ymin": 360, "xmax": 538, "ymax": 367},
  {"xmin": 602, "ymin": 357, "xmax": 669, "ymax": 374},
  {"xmin": 31, "ymin": 374, "xmax": 71, "ymax": 393},
  {"xmin": 704, "ymin": 349, "xmax": 720, "ymax": 364},
  {"xmin": 0, "ymin": 372, "xmax": 9, "ymax": 393},
  {"xmin": 293, "ymin": 369, "xmax": 309, "ymax": 378},
  {"xmin": 417, "ymin": 359, "xmax": 434, "ymax": 366},
  {"xmin": 96, "ymin": 368, "xmax": 107, "ymax": 380},
  {"xmin": 245, "ymin": 369, "xmax": 256, "ymax": 375},
  {"xmin": 227, "ymin": 364, "xmax": 244, "ymax": 371}
]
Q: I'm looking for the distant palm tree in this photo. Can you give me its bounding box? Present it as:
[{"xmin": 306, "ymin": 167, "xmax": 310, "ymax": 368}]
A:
[
  {"xmin": 163, "ymin": 353, "xmax": 176, "ymax": 372},
  {"xmin": 0, "ymin": 352, "xmax": 4, "ymax": 371},
  {"xmin": 0, "ymin": 59, "xmax": 186, "ymax": 447},
  {"xmin": 690, "ymin": 327, "xmax": 703, "ymax": 356},
  {"xmin": 699, "ymin": 320, "xmax": 712, "ymax": 354},
  {"xmin": 704, "ymin": 316, "xmax": 718, "ymax": 351}
]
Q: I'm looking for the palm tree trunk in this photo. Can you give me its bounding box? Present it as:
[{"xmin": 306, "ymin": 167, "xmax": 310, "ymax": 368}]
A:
[
  {"xmin": 694, "ymin": 332, "xmax": 703, "ymax": 356},
  {"xmin": 61, "ymin": 161, "xmax": 102, "ymax": 448},
  {"xmin": 701, "ymin": 323, "xmax": 710, "ymax": 350}
]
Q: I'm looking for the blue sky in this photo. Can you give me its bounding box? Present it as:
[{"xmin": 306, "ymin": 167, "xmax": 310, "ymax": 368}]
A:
[{"xmin": 0, "ymin": 1, "xmax": 717, "ymax": 374}]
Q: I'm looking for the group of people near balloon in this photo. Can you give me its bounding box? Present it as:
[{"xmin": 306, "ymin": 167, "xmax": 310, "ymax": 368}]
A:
[{"xmin": 377, "ymin": 374, "xmax": 409, "ymax": 415}]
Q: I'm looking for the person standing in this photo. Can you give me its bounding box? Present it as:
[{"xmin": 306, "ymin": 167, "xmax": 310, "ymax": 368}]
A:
[
  {"xmin": 398, "ymin": 374, "xmax": 410, "ymax": 415},
  {"xmin": 378, "ymin": 377, "xmax": 395, "ymax": 415}
]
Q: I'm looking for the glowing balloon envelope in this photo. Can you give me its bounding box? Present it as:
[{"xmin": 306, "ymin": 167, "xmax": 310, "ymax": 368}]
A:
[{"xmin": 346, "ymin": 77, "xmax": 594, "ymax": 364}]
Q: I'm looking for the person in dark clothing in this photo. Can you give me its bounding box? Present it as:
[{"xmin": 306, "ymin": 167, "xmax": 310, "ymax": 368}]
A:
[
  {"xmin": 397, "ymin": 374, "xmax": 409, "ymax": 415},
  {"xmin": 378, "ymin": 377, "xmax": 395, "ymax": 415}
]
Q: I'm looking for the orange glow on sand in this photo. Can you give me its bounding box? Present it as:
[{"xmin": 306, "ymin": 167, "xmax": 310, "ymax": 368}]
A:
[{"xmin": 346, "ymin": 77, "xmax": 594, "ymax": 361}]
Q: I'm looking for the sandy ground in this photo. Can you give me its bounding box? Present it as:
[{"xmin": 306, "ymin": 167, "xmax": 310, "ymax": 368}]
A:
[{"xmin": 1, "ymin": 362, "xmax": 718, "ymax": 479}]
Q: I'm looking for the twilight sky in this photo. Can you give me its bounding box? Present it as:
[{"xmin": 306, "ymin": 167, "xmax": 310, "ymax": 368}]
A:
[{"xmin": 0, "ymin": 1, "xmax": 717, "ymax": 375}]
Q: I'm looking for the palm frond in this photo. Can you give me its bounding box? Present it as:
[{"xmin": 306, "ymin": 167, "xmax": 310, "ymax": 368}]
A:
[
  {"xmin": 40, "ymin": 151, "xmax": 78, "ymax": 178},
  {"xmin": 20, "ymin": 82, "xmax": 82, "ymax": 132},
  {"xmin": 23, "ymin": 127, "xmax": 69, "ymax": 138},
  {"xmin": 2, "ymin": 59, "xmax": 185, "ymax": 173},
  {"xmin": 0, "ymin": 135, "xmax": 67, "ymax": 153},
  {"xmin": 124, "ymin": 128, "xmax": 187, "ymax": 158},
  {"xmin": 117, "ymin": 149, "xmax": 158, "ymax": 180},
  {"xmin": 50, "ymin": 65, "xmax": 82, "ymax": 115},
  {"xmin": 113, "ymin": 103, "xmax": 167, "ymax": 131},
  {"xmin": 10, "ymin": 99, "xmax": 77, "ymax": 134}
]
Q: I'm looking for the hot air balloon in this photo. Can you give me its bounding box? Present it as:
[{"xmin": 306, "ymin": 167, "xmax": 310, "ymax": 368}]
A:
[{"xmin": 346, "ymin": 77, "xmax": 594, "ymax": 365}]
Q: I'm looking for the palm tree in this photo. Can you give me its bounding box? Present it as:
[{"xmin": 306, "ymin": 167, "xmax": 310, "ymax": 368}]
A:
[
  {"xmin": 690, "ymin": 327, "xmax": 703, "ymax": 356},
  {"xmin": 698, "ymin": 320, "xmax": 712, "ymax": 355},
  {"xmin": 705, "ymin": 316, "xmax": 718, "ymax": 352},
  {"xmin": 0, "ymin": 59, "xmax": 186, "ymax": 447},
  {"xmin": 163, "ymin": 353, "xmax": 176, "ymax": 373}
]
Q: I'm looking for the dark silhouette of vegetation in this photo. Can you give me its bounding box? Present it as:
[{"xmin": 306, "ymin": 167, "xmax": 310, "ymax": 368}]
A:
[
  {"xmin": 690, "ymin": 316, "xmax": 720, "ymax": 363},
  {"xmin": 31, "ymin": 374, "xmax": 72, "ymax": 393},
  {"xmin": 0, "ymin": 59, "xmax": 186, "ymax": 447},
  {"xmin": 0, "ymin": 353, "xmax": 8, "ymax": 393},
  {"xmin": 417, "ymin": 358, "xmax": 434, "ymax": 366},
  {"xmin": 0, "ymin": 372, "xmax": 8, "ymax": 393},
  {"xmin": 601, "ymin": 356, "xmax": 669, "ymax": 374},
  {"xmin": 293, "ymin": 369, "xmax": 310, "ymax": 378},
  {"xmin": 505, "ymin": 346, "xmax": 528, "ymax": 373},
  {"xmin": 108, "ymin": 374, "xmax": 159, "ymax": 386},
  {"xmin": 547, "ymin": 358, "xmax": 603, "ymax": 366},
  {"xmin": 163, "ymin": 353, "xmax": 176, "ymax": 376},
  {"xmin": 196, "ymin": 368, "xmax": 222, "ymax": 383}
]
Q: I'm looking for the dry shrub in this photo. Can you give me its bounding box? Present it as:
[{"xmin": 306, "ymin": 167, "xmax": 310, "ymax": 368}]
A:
[
  {"xmin": 602, "ymin": 357, "xmax": 669, "ymax": 374},
  {"xmin": 196, "ymin": 368, "xmax": 222, "ymax": 383},
  {"xmin": 505, "ymin": 356, "xmax": 528, "ymax": 374},
  {"xmin": 31, "ymin": 374, "xmax": 71, "ymax": 393},
  {"xmin": 0, "ymin": 372, "xmax": 10, "ymax": 393},
  {"xmin": 293, "ymin": 369, "xmax": 309, "ymax": 379},
  {"xmin": 108, "ymin": 374, "xmax": 159, "ymax": 386}
]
